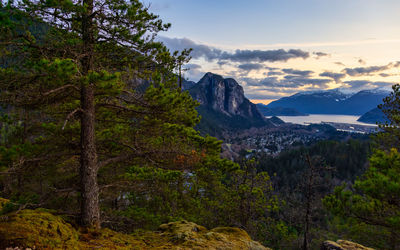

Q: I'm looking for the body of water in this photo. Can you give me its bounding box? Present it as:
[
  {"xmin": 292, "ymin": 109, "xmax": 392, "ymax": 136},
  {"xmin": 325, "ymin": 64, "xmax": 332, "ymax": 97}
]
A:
[{"xmin": 267, "ymin": 114, "xmax": 377, "ymax": 126}]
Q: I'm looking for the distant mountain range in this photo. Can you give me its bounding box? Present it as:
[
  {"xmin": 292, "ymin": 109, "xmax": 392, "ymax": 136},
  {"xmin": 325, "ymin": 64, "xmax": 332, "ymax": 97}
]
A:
[
  {"xmin": 267, "ymin": 89, "xmax": 390, "ymax": 115},
  {"xmin": 185, "ymin": 73, "xmax": 277, "ymax": 136},
  {"xmin": 183, "ymin": 72, "xmax": 391, "ymax": 134},
  {"xmin": 256, "ymin": 104, "xmax": 307, "ymax": 116}
]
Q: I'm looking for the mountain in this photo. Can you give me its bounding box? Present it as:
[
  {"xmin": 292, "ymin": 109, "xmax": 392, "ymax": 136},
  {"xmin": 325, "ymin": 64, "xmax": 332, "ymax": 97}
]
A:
[
  {"xmin": 340, "ymin": 89, "xmax": 389, "ymax": 115},
  {"xmin": 187, "ymin": 73, "xmax": 273, "ymax": 136},
  {"xmin": 268, "ymin": 116, "xmax": 285, "ymax": 125},
  {"xmin": 267, "ymin": 89, "xmax": 390, "ymax": 115},
  {"xmin": 256, "ymin": 104, "xmax": 307, "ymax": 116},
  {"xmin": 182, "ymin": 79, "xmax": 197, "ymax": 90},
  {"xmin": 357, "ymin": 107, "xmax": 388, "ymax": 124}
]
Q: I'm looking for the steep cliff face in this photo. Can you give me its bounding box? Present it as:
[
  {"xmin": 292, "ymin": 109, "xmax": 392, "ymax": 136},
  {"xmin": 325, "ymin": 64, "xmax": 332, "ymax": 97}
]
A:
[
  {"xmin": 188, "ymin": 73, "xmax": 268, "ymax": 136},
  {"xmin": 191, "ymin": 72, "xmax": 260, "ymax": 119}
]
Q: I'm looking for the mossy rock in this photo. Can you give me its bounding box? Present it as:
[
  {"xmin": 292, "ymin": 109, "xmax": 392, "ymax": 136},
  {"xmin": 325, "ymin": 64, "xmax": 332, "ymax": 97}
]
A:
[
  {"xmin": 156, "ymin": 220, "xmax": 269, "ymax": 250},
  {"xmin": 0, "ymin": 209, "xmax": 80, "ymax": 249},
  {"xmin": 322, "ymin": 240, "xmax": 346, "ymax": 250},
  {"xmin": 0, "ymin": 204, "xmax": 268, "ymax": 249},
  {"xmin": 211, "ymin": 226, "xmax": 251, "ymax": 240},
  {"xmin": 0, "ymin": 207, "xmax": 146, "ymax": 249},
  {"xmin": 337, "ymin": 240, "xmax": 374, "ymax": 250},
  {"xmin": 159, "ymin": 220, "xmax": 207, "ymax": 242},
  {"xmin": 322, "ymin": 240, "xmax": 375, "ymax": 250}
]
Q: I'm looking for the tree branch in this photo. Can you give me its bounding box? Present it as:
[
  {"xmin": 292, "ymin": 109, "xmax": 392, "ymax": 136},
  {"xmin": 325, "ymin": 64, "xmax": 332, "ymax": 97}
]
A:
[
  {"xmin": 62, "ymin": 108, "xmax": 83, "ymax": 130},
  {"xmin": 41, "ymin": 84, "xmax": 79, "ymax": 97}
]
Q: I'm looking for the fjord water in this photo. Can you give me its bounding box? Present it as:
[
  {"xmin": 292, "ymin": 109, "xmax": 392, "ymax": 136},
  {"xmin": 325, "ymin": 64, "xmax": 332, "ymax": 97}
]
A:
[{"xmin": 269, "ymin": 114, "xmax": 377, "ymax": 126}]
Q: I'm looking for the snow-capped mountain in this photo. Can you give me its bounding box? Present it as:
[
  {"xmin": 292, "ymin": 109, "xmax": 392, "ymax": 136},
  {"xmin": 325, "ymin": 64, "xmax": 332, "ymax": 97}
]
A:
[{"xmin": 267, "ymin": 88, "xmax": 390, "ymax": 115}]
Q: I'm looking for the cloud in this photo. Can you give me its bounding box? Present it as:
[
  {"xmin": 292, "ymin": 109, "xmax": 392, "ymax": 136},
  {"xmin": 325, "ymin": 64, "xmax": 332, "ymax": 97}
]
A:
[
  {"xmin": 282, "ymin": 68, "xmax": 314, "ymax": 77},
  {"xmin": 343, "ymin": 80, "xmax": 395, "ymax": 91},
  {"xmin": 335, "ymin": 62, "xmax": 346, "ymax": 66},
  {"xmin": 238, "ymin": 63, "xmax": 264, "ymax": 71},
  {"xmin": 343, "ymin": 80, "xmax": 371, "ymax": 89},
  {"xmin": 265, "ymin": 67, "xmax": 280, "ymax": 71},
  {"xmin": 220, "ymin": 49, "xmax": 310, "ymax": 63},
  {"xmin": 158, "ymin": 36, "xmax": 326, "ymax": 63},
  {"xmin": 243, "ymin": 76, "xmax": 331, "ymax": 89},
  {"xmin": 245, "ymin": 93, "xmax": 288, "ymax": 100},
  {"xmin": 217, "ymin": 61, "xmax": 230, "ymax": 67},
  {"xmin": 288, "ymin": 77, "xmax": 331, "ymax": 88},
  {"xmin": 314, "ymin": 52, "xmax": 330, "ymax": 59},
  {"xmin": 319, "ymin": 71, "xmax": 346, "ymax": 83},
  {"xmin": 184, "ymin": 63, "xmax": 204, "ymax": 80},
  {"xmin": 358, "ymin": 58, "xmax": 366, "ymax": 65},
  {"xmin": 244, "ymin": 77, "xmax": 280, "ymax": 87},
  {"xmin": 267, "ymin": 71, "xmax": 284, "ymax": 76},
  {"xmin": 185, "ymin": 63, "xmax": 202, "ymax": 70},
  {"xmin": 379, "ymin": 73, "xmax": 394, "ymax": 77},
  {"xmin": 158, "ymin": 37, "xmax": 222, "ymax": 62},
  {"xmin": 343, "ymin": 62, "xmax": 400, "ymax": 76}
]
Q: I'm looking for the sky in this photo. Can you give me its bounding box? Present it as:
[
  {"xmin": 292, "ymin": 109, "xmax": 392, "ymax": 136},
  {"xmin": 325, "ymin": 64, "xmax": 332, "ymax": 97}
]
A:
[{"xmin": 143, "ymin": 0, "xmax": 400, "ymax": 104}]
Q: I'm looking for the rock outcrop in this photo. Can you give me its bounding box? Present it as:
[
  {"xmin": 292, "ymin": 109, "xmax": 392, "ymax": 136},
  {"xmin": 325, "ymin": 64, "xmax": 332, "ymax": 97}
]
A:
[
  {"xmin": 0, "ymin": 202, "xmax": 268, "ymax": 250},
  {"xmin": 158, "ymin": 220, "xmax": 269, "ymax": 250},
  {"xmin": 321, "ymin": 240, "xmax": 374, "ymax": 250},
  {"xmin": 190, "ymin": 72, "xmax": 265, "ymax": 120},
  {"xmin": 187, "ymin": 73, "xmax": 271, "ymax": 136}
]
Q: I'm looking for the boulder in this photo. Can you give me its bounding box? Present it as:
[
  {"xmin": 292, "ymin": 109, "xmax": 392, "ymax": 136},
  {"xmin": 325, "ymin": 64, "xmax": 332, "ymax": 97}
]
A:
[
  {"xmin": 321, "ymin": 239, "xmax": 374, "ymax": 250},
  {"xmin": 157, "ymin": 220, "xmax": 269, "ymax": 250}
]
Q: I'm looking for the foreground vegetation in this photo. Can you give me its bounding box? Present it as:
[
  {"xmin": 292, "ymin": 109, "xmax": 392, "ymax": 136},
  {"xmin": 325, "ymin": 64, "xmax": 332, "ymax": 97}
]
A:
[{"xmin": 0, "ymin": 199, "xmax": 269, "ymax": 249}]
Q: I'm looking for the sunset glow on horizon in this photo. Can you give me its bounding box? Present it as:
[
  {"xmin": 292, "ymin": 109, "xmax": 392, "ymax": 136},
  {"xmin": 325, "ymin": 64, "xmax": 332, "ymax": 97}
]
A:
[{"xmin": 144, "ymin": 0, "xmax": 400, "ymax": 101}]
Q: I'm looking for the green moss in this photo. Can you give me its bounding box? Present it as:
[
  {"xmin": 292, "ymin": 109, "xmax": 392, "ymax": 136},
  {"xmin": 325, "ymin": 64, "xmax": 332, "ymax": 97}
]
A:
[
  {"xmin": 0, "ymin": 207, "xmax": 147, "ymax": 249},
  {"xmin": 211, "ymin": 227, "xmax": 251, "ymax": 240},
  {"xmin": 0, "ymin": 197, "xmax": 8, "ymax": 210},
  {"xmin": 0, "ymin": 209, "xmax": 80, "ymax": 249},
  {"xmin": 0, "ymin": 205, "xmax": 268, "ymax": 249},
  {"xmin": 337, "ymin": 240, "xmax": 375, "ymax": 250},
  {"xmin": 157, "ymin": 220, "xmax": 269, "ymax": 250},
  {"xmin": 78, "ymin": 227, "xmax": 146, "ymax": 249}
]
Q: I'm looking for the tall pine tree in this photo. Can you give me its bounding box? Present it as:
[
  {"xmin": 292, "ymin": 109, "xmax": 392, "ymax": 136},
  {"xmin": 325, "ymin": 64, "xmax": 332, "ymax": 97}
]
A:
[{"xmin": 0, "ymin": 0, "xmax": 193, "ymax": 228}]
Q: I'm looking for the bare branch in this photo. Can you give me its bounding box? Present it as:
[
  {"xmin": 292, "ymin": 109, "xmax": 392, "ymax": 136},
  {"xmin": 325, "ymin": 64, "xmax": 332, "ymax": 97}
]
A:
[
  {"xmin": 62, "ymin": 108, "xmax": 83, "ymax": 130},
  {"xmin": 42, "ymin": 84, "xmax": 79, "ymax": 97}
]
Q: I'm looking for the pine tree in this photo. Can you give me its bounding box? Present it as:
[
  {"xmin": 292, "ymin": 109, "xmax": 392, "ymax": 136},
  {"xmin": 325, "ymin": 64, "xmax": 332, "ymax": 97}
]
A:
[
  {"xmin": 0, "ymin": 0, "xmax": 191, "ymax": 228},
  {"xmin": 324, "ymin": 84, "xmax": 400, "ymax": 248},
  {"xmin": 374, "ymin": 83, "xmax": 400, "ymax": 150}
]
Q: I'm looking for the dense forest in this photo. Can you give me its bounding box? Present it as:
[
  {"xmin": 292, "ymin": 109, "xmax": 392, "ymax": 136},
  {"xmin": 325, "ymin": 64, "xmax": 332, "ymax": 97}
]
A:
[{"xmin": 0, "ymin": 0, "xmax": 399, "ymax": 249}]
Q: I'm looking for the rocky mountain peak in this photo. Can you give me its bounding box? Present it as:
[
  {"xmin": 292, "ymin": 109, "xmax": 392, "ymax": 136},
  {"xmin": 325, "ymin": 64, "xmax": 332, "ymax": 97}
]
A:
[
  {"xmin": 191, "ymin": 72, "xmax": 255, "ymax": 117},
  {"xmin": 187, "ymin": 72, "xmax": 270, "ymax": 136}
]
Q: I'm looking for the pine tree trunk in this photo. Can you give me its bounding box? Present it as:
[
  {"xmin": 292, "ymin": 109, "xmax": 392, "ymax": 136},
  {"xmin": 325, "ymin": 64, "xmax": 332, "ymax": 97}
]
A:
[
  {"xmin": 80, "ymin": 85, "xmax": 100, "ymax": 228},
  {"xmin": 80, "ymin": 0, "xmax": 100, "ymax": 228}
]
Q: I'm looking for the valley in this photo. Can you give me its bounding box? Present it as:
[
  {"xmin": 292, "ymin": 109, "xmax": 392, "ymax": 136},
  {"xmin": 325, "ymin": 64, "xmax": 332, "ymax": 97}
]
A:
[{"xmin": 183, "ymin": 72, "xmax": 382, "ymax": 160}]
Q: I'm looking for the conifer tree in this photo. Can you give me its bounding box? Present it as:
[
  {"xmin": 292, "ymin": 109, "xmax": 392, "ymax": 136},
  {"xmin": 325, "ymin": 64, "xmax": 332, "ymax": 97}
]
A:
[
  {"xmin": 375, "ymin": 83, "xmax": 400, "ymax": 150},
  {"xmin": 324, "ymin": 84, "xmax": 400, "ymax": 248},
  {"xmin": 0, "ymin": 0, "xmax": 193, "ymax": 228}
]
